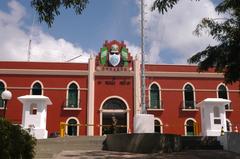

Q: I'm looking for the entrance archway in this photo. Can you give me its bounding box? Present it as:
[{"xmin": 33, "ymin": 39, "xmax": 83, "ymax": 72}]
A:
[
  {"xmin": 66, "ymin": 117, "xmax": 79, "ymax": 136},
  {"xmin": 184, "ymin": 118, "xmax": 197, "ymax": 136},
  {"xmin": 100, "ymin": 96, "xmax": 129, "ymax": 135}
]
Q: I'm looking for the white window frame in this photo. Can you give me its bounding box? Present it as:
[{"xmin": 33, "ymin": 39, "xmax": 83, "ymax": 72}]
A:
[
  {"xmin": 184, "ymin": 118, "xmax": 197, "ymax": 136},
  {"xmin": 154, "ymin": 118, "xmax": 163, "ymax": 133},
  {"xmin": 216, "ymin": 83, "xmax": 232, "ymax": 111},
  {"xmin": 66, "ymin": 117, "xmax": 80, "ymax": 136},
  {"xmin": 182, "ymin": 82, "xmax": 197, "ymax": 111},
  {"xmin": 148, "ymin": 82, "xmax": 163, "ymax": 110},
  {"xmin": 30, "ymin": 80, "xmax": 44, "ymax": 95},
  {"xmin": 64, "ymin": 81, "xmax": 81, "ymax": 110}
]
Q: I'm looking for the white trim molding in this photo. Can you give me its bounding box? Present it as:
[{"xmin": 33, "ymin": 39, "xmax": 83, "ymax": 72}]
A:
[
  {"xmin": 0, "ymin": 69, "xmax": 88, "ymax": 76},
  {"xmin": 145, "ymin": 71, "xmax": 224, "ymax": 78}
]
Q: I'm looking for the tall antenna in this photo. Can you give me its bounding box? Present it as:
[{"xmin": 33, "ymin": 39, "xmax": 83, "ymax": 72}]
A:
[
  {"xmin": 27, "ymin": 12, "xmax": 36, "ymax": 62},
  {"xmin": 140, "ymin": 0, "xmax": 146, "ymax": 114}
]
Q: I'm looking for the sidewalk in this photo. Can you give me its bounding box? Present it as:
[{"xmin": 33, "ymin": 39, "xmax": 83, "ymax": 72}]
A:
[{"xmin": 53, "ymin": 150, "xmax": 240, "ymax": 159}]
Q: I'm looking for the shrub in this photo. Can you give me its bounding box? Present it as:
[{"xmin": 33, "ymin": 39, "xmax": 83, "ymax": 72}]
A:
[{"xmin": 0, "ymin": 118, "xmax": 37, "ymax": 159}]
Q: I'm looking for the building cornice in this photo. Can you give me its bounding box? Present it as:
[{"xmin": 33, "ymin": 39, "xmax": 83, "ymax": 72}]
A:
[
  {"xmin": 0, "ymin": 69, "xmax": 88, "ymax": 76},
  {"xmin": 145, "ymin": 71, "xmax": 224, "ymax": 78}
]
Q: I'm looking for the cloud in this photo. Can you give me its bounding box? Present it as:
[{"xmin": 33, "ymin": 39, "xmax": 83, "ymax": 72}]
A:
[
  {"xmin": 0, "ymin": 0, "xmax": 90, "ymax": 63},
  {"xmin": 124, "ymin": 41, "xmax": 141, "ymax": 59},
  {"xmin": 134, "ymin": 0, "xmax": 221, "ymax": 64}
]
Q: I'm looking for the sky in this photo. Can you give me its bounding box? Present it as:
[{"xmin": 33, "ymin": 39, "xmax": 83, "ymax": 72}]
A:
[{"xmin": 0, "ymin": 0, "xmax": 223, "ymax": 64}]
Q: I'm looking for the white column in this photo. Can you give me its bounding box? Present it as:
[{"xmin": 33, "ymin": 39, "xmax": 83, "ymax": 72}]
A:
[
  {"xmin": 134, "ymin": 54, "xmax": 141, "ymax": 115},
  {"xmin": 87, "ymin": 55, "xmax": 95, "ymax": 136}
]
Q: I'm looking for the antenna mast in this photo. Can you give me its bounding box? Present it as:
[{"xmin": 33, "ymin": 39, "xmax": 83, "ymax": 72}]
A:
[
  {"xmin": 140, "ymin": 0, "xmax": 146, "ymax": 114},
  {"xmin": 27, "ymin": 12, "xmax": 36, "ymax": 62}
]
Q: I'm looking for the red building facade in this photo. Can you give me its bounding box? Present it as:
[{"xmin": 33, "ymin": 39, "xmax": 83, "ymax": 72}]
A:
[{"xmin": 0, "ymin": 40, "xmax": 239, "ymax": 136}]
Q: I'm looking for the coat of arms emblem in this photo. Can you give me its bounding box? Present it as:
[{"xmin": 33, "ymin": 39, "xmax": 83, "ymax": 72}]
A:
[
  {"xmin": 109, "ymin": 44, "xmax": 120, "ymax": 67},
  {"xmin": 99, "ymin": 41, "xmax": 130, "ymax": 68}
]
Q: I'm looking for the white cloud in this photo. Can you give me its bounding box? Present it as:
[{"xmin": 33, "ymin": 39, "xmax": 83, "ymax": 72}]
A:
[
  {"xmin": 124, "ymin": 41, "xmax": 141, "ymax": 59},
  {"xmin": 134, "ymin": 0, "xmax": 221, "ymax": 64},
  {"xmin": 0, "ymin": 0, "xmax": 90, "ymax": 63}
]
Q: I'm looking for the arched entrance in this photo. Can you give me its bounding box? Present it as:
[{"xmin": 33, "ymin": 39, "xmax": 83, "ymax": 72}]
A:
[
  {"xmin": 184, "ymin": 118, "xmax": 197, "ymax": 136},
  {"xmin": 154, "ymin": 118, "xmax": 163, "ymax": 133},
  {"xmin": 100, "ymin": 97, "xmax": 129, "ymax": 135},
  {"xmin": 66, "ymin": 117, "xmax": 79, "ymax": 136}
]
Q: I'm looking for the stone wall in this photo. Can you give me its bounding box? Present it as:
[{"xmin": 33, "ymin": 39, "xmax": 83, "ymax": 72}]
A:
[
  {"xmin": 102, "ymin": 133, "xmax": 181, "ymax": 153},
  {"xmin": 218, "ymin": 132, "xmax": 240, "ymax": 153}
]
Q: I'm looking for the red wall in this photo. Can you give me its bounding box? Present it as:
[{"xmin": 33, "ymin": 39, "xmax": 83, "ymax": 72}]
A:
[
  {"xmin": 146, "ymin": 76, "xmax": 240, "ymax": 135},
  {"xmin": 94, "ymin": 76, "xmax": 134, "ymax": 135}
]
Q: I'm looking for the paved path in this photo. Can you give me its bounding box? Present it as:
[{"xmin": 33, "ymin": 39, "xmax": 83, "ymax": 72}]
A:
[{"xmin": 52, "ymin": 150, "xmax": 240, "ymax": 159}]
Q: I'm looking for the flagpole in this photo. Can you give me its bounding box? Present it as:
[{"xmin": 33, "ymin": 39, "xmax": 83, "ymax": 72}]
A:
[{"xmin": 140, "ymin": 0, "xmax": 146, "ymax": 114}]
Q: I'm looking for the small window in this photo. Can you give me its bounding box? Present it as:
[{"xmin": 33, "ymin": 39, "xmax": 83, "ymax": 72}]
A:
[
  {"xmin": 32, "ymin": 82, "xmax": 42, "ymax": 95},
  {"xmin": 67, "ymin": 119, "xmax": 78, "ymax": 136},
  {"xmin": 150, "ymin": 84, "xmax": 160, "ymax": 109},
  {"xmin": 217, "ymin": 84, "xmax": 229, "ymax": 109},
  {"xmin": 0, "ymin": 82, "xmax": 5, "ymax": 108},
  {"xmin": 67, "ymin": 83, "xmax": 79, "ymax": 108},
  {"xmin": 154, "ymin": 120, "xmax": 162, "ymax": 133},
  {"xmin": 185, "ymin": 119, "xmax": 196, "ymax": 136},
  {"xmin": 218, "ymin": 85, "xmax": 228, "ymax": 99},
  {"xmin": 183, "ymin": 84, "xmax": 195, "ymax": 109},
  {"xmin": 30, "ymin": 103, "xmax": 37, "ymax": 115}
]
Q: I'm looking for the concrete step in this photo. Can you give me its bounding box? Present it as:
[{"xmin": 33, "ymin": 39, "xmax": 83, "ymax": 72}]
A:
[{"xmin": 35, "ymin": 136, "xmax": 106, "ymax": 158}]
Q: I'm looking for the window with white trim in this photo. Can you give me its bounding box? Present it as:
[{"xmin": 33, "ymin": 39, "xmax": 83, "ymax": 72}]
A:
[
  {"xmin": 32, "ymin": 82, "xmax": 42, "ymax": 95},
  {"xmin": 217, "ymin": 84, "xmax": 230, "ymax": 109},
  {"xmin": 67, "ymin": 119, "xmax": 78, "ymax": 136},
  {"xmin": 154, "ymin": 119, "xmax": 163, "ymax": 133},
  {"xmin": 150, "ymin": 84, "xmax": 161, "ymax": 109},
  {"xmin": 66, "ymin": 83, "xmax": 79, "ymax": 108},
  {"xmin": 183, "ymin": 84, "xmax": 195, "ymax": 109},
  {"xmin": 185, "ymin": 119, "xmax": 197, "ymax": 136}
]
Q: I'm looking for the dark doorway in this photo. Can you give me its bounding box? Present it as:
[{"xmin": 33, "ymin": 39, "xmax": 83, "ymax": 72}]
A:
[
  {"xmin": 67, "ymin": 119, "xmax": 77, "ymax": 136},
  {"xmin": 101, "ymin": 98, "xmax": 128, "ymax": 135}
]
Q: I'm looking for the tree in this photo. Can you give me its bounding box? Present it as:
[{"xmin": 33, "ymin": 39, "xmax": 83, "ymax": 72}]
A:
[
  {"xmin": 31, "ymin": 0, "xmax": 89, "ymax": 27},
  {"xmin": 0, "ymin": 118, "xmax": 36, "ymax": 159},
  {"xmin": 152, "ymin": 0, "xmax": 240, "ymax": 84}
]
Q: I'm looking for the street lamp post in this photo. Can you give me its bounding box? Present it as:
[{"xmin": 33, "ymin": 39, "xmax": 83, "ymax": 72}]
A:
[{"xmin": 1, "ymin": 90, "xmax": 12, "ymax": 118}]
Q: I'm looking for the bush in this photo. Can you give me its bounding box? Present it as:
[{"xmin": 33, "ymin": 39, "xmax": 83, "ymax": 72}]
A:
[{"xmin": 0, "ymin": 118, "xmax": 37, "ymax": 159}]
